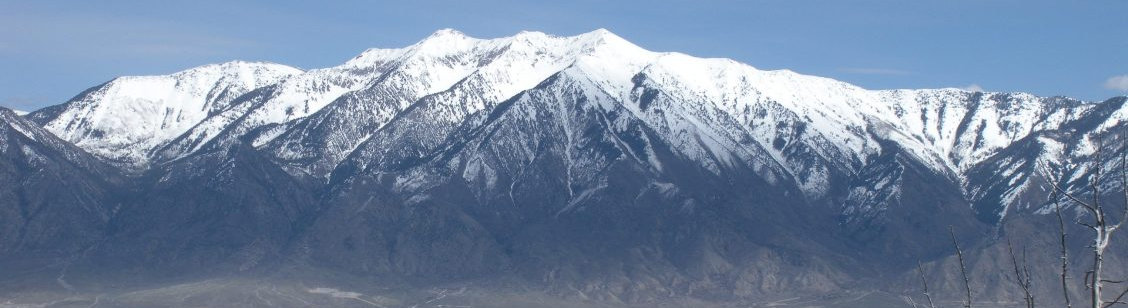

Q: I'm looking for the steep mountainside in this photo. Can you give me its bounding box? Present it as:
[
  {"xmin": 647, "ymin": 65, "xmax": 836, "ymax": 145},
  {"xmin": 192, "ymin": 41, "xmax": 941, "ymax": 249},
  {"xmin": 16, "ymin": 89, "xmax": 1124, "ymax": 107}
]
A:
[
  {"xmin": 0, "ymin": 107, "xmax": 123, "ymax": 258},
  {"xmin": 27, "ymin": 61, "xmax": 301, "ymax": 168},
  {"xmin": 2, "ymin": 29, "xmax": 1127, "ymax": 307}
]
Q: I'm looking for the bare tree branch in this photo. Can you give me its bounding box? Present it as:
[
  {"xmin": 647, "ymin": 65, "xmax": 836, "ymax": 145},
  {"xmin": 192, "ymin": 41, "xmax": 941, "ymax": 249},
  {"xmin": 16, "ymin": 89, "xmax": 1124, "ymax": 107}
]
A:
[
  {"xmin": 1058, "ymin": 183, "xmax": 1100, "ymax": 214},
  {"xmin": 1086, "ymin": 133, "xmax": 1116, "ymax": 308},
  {"xmin": 1055, "ymin": 188, "xmax": 1074, "ymax": 308},
  {"xmin": 951, "ymin": 225, "xmax": 972, "ymax": 308},
  {"xmin": 1040, "ymin": 164, "xmax": 1098, "ymax": 214},
  {"xmin": 1104, "ymin": 285, "xmax": 1128, "ymax": 308},
  {"xmin": 1007, "ymin": 236, "xmax": 1035, "ymax": 308},
  {"xmin": 917, "ymin": 260, "xmax": 937, "ymax": 308}
]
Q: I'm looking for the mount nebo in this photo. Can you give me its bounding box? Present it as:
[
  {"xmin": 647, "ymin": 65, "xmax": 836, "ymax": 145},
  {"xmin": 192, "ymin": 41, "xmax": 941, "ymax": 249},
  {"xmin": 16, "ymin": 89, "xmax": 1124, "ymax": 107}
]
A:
[{"xmin": 2, "ymin": 29, "xmax": 1126, "ymax": 307}]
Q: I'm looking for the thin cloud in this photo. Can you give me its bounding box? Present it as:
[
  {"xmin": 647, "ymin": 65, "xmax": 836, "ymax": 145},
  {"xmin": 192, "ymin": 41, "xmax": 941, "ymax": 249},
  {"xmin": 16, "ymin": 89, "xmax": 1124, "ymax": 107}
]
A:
[
  {"xmin": 1104, "ymin": 75, "xmax": 1128, "ymax": 92},
  {"xmin": 839, "ymin": 67, "xmax": 912, "ymax": 75},
  {"xmin": 962, "ymin": 84, "xmax": 985, "ymax": 92}
]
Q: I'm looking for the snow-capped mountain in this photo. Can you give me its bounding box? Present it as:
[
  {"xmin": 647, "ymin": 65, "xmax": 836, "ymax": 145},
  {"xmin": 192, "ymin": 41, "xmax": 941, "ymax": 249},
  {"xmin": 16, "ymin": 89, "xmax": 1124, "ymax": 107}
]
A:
[
  {"xmin": 29, "ymin": 29, "xmax": 1123, "ymax": 192},
  {"xmin": 4, "ymin": 29, "xmax": 1127, "ymax": 306},
  {"xmin": 27, "ymin": 61, "xmax": 301, "ymax": 168},
  {"xmin": 276, "ymin": 29, "xmax": 663, "ymax": 178},
  {"xmin": 153, "ymin": 45, "xmax": 409, "ymax": 163}
]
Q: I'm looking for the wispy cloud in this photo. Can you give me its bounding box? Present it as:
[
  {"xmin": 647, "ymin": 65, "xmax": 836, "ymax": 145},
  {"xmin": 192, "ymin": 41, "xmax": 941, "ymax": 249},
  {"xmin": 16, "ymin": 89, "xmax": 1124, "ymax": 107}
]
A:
[
  {"xmin": 838, "ymin": 67, "xmax": 912, "ymax": 76},
  {"xmin": 1104, "ymin": 75, "xmax": 1128, "ymax": 92},
  {"xmin": 962, "ymin": 84, "xmax": 985, "ymax": 92}
]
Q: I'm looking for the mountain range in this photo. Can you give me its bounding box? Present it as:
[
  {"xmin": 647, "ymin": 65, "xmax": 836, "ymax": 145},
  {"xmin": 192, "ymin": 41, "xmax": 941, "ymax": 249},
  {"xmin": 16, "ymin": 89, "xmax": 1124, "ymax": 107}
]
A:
[{"xmin": 2, "ymin": 29, "xmax": 1126, "ymax": 307}]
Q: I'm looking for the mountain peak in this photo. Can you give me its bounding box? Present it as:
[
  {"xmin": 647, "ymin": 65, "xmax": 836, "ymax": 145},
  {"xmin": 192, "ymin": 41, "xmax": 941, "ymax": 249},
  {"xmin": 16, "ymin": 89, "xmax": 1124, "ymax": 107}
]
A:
[
  {"xmin": 428, "ymin": 28, "xmax": 467, "ymax": 39},
  {"xmin": 577, "ymin": 28, "xmax": 627, "ymax": 43},
  {"xmin": 32, "ymin": 59, "xmax": 301, "ymax": 168},
  {"xmin": 418, "ymin": 28, "xmax": 473, "ymax": 45},
  {"xmin": 168, "ymin": 60, "xmax": 302, "ymax": 79},
  {"xmin": 411, "ymin": 28, "xmax": 478, "ymax": 55},
  {"xmin": 207, "ymin": 60, "xmax": 300, "ymax": 71},
  {"xmin": 511, "ymin": 30, "xmax": 553, "ymax": 42},
  {"xmin": 583, "ymin": 28, "xmax": 616, "ymax": 39},
  {"xmin": 571, "ymin": 28, "xmax": 649, "ymax": 60}
]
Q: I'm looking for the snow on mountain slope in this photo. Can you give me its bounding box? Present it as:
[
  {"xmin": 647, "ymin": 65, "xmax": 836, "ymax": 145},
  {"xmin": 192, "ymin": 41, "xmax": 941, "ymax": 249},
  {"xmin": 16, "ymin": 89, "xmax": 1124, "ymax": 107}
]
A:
[
  {"xmin": 0, "ymin": 106, "xmax": 124, "ymax": 189},
  {"xmin": 265, "ymin": 29, "xmax": 662, "ymax": 178},
  {"xmin": 24, "ymin": 29, "xmax": 1123, "ymax": 218},
  {"xmin": 626, "ymin": 55, "xmax": 898, "ymax": 197},
  {"xmin": 957, "ymin": 96, "xmax": 1128, "ymax": 222},
  {"xmin": 154, "ymin": 47, "xmax": 411, "ymax": 161},
  {"xmin": 1, "ymin": 108, "xmax": 74, "ymax": 157},
  {"xmin": 312, "ymin": 30, "xmax": 942, "ymax": 202},
  {"xmin": 29, "ymin": 61, "xmax": 301, "ymax": 168},
  {"xmin": 877, "ymin": 90, "xmax": 1088, "ymax": 172}
]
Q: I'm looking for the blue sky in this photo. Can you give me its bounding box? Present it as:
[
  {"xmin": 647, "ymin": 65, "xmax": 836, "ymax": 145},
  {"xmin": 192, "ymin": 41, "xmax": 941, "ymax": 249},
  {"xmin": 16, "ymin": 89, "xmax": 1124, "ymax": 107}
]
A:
[{"xmin": 2, "ymin": 0, "xmax": 1126, "ymax": 111}]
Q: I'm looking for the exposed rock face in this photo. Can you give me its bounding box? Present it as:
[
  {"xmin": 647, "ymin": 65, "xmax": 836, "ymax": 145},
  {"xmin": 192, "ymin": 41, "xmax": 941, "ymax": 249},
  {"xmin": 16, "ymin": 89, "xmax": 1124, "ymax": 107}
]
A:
[
  {"xmin": 0, "ymin": 107, "xmax": 123, "ymax": 257},
  {"xmin": 1, "ymin": 30, "xmax": 1127, "ymax": 306}
]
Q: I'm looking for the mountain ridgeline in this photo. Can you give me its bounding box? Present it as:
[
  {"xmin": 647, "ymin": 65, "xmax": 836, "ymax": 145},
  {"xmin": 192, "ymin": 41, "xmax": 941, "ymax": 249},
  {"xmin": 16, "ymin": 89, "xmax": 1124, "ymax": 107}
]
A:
[{"xmin": 2, "ymin": 29, "xmax": 1127, "ymax": 307}]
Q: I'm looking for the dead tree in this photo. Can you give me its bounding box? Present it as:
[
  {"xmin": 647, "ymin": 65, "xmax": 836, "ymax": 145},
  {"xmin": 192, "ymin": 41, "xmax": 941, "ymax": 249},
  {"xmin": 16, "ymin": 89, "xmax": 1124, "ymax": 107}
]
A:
[
  {"xmin": 950, "ymin": 225, "xmax": 973, "ymax": 308},
  {"xmin": 1054, "ymin": 188, "xmax": 1074, "ymax": 308},
  {"xmin": 917, "ymin": 260, "xmax": 938, "ymax": 308},
  {"xmin": 1042, "ymin": 136, "xmax": 1128, "ymax": 308},
  {"xmin": 1007, "ymin": 236, "xmax": 1035, "ymax": 308}
]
